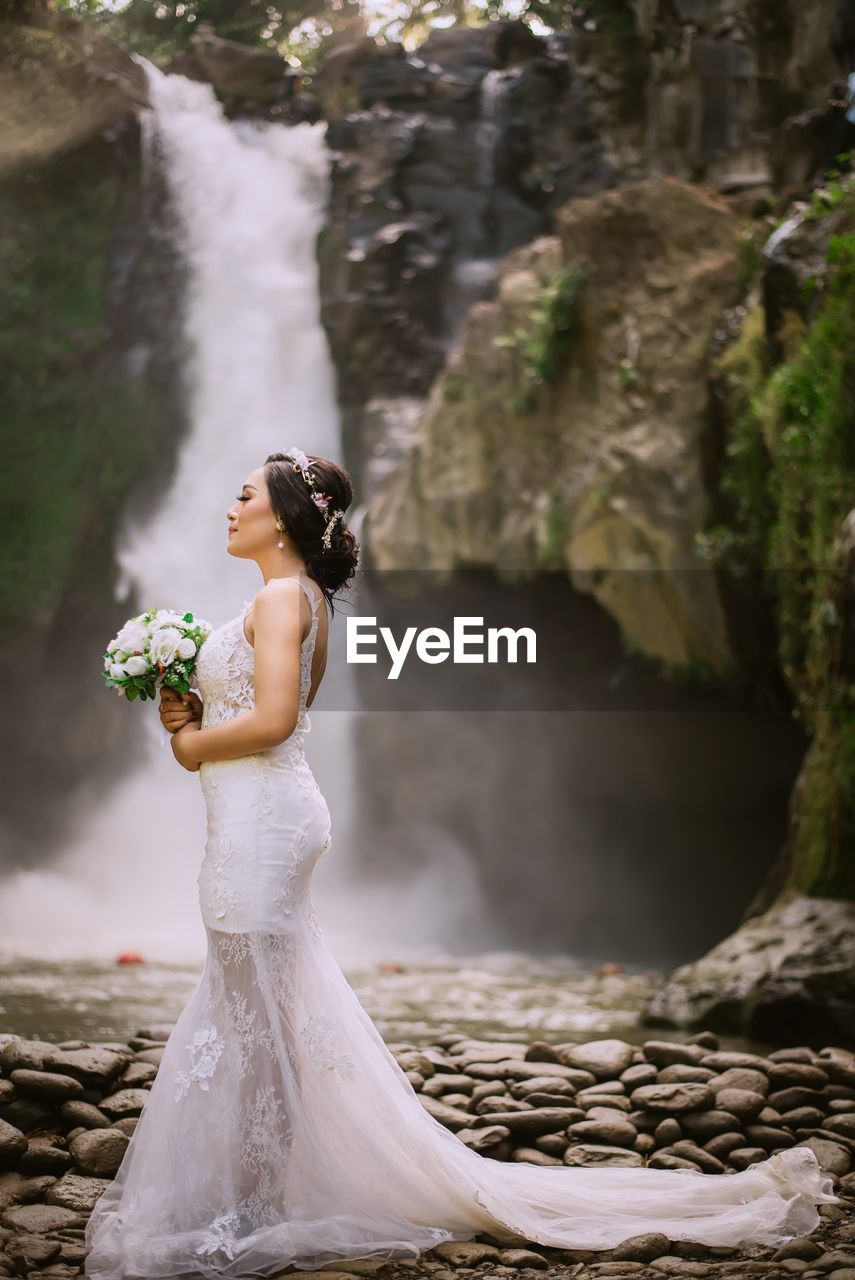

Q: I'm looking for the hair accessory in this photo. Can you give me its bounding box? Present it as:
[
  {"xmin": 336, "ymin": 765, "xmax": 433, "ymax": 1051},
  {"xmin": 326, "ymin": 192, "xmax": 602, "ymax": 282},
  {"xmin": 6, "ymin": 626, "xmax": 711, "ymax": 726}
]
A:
[{"xmin": 283, "ymin": 445, "xmax": 345, "ymax": 554}]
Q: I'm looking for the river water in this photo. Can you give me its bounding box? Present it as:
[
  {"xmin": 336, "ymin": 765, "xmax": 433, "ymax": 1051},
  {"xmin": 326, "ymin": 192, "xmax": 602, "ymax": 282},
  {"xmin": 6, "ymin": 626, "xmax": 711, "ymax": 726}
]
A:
[{"xmin": 0, "ymin": 949, "xmax": 782, "ymax": 1058}]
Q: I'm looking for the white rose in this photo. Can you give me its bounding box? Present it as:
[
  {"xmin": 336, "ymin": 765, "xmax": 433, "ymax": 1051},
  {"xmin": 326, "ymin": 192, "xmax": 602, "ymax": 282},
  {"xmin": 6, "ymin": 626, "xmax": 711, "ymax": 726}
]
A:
[
  {"xmin": 154, "ymin": 609, "xmax": 187, "ymax": 627},
  {"xmin": 124, "ymin": 655, "xmax": 149, "ymax": 676},
  {"xmin": 150, "ymin": 626, "xmax": 182, "ymax": 665},
  {"xmin": 109, "ymin": 662, "xmax": 126, "ymax": 680},
  {"xmin": 114, "ymin": 619, "xmax": 148, "ymax": 654},
  {"xmin": 177, "ymin": 637, "xmax": 197, "ymax": 659}
]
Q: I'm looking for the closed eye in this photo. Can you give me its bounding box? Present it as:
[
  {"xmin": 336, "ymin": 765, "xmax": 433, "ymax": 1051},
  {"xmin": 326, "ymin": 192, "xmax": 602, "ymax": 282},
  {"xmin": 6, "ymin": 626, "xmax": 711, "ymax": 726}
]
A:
[{"xmin": 234, "ymin": 494, "xmax": 249, "ymax": 502}]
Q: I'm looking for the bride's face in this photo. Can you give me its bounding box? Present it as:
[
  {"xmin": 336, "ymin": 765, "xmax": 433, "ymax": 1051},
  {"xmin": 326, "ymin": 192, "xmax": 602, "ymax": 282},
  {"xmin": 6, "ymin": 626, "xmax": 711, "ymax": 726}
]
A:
[{"xmin": 226, "ymin": 465, "xmax": 276, "ymax": 558}]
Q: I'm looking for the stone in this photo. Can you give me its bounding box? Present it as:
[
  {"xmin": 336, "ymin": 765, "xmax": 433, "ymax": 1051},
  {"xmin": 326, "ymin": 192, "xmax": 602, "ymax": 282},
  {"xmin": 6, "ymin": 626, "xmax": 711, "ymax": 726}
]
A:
[
  {"xmin": 0, "ymin": 1205, "xmax": 83, "ymax": 1234},
  {"xmin": 768, "ymin": 1062, "xmax": 829, "ymax": 1091},
  {"xmin": 0, "ymin": 1173, "xmax": 57, "ymax": 1213},
  {"xmin": 418, "ymin": 1097, "xmax": 472, "ymax": 1132},
  {"xmin": 568, "ymin": 1114, "xmax": 638, "ymax": 1149},
  {"xmin": 824, "ymin": 1114, "xmax": 855, "ymax": 1139},
  {"xmin": 611, "ymin": 1232, "xmax": 672, "ymax": 1262},
  {"xmin": 110, "ymin": 1118, "xmax": 138, "ymax": 1137},
  {"xmin": 510, "ymin": 1147, "xmax": 562, "ymax": 1166},
  {"xmin": 658, "ymin": 1065, "xmax": 716, "ymax": 1085},
  {"xmin": 430, "ymin": 1241, "xmax": 501, "ymax": 1265},
  {"xmin": 473, "ymin": 1096, "xmax": 533, "ymax": 1116},
  {"xmin": 497, "ymin": 1247, "xmax": 549, "ymax": 1267},
  {"xmin": 0, "ymin": 1122, "xmax": 26, "ymax": 1171},
  {"xmin": 45, "ymin": 1173, "xmax": 111, "ymax": 1214},
  {"xmin": 8, "ymin": 1072, "xmax": 84, "ymax": 1105},
  {"xmin": 769, "ymin": 1087, "xmax": 829, "ymax": 1112},
  {"xmin": 649, "ymin": 1152, "xmax": 705, "ymax": 1171},
  {"xmin": 563, "ymin": 1144, "xmax": 644, "ymax": 1167},
  {"xmin": 0, "ymin": 1100, "xmax": 55, "ymax": 1134},
  {"xmin": 18, "ymin": 1141, "xmax": 72, "ymax": 1177},
  {"xmin": 473, "ymin": 1108, "xmax": 580, "ymax": 1135},
  {"xmin": 96, "ymin": 1089, "xmax": 149, "ymax": 1119},
  {"xmin": 59, "ymin": 1102, "xmax": 111, "ymax": 1131},
  {"xmin": 712, "ymin": 1088, "xmax": 766, "ymax": 1120},
  {"xmin": 642, "ymin": 1041, "xmax": 706, "ymax": 1068},
  {"xmin": 704, "ymin": 1132, "xmax": 750, "ymax": 1160},
  {"xmin": 523, "ymin": 1092, "xmax": 584, "ymax": 1110},
  {"xmin": 555, "ymin": 1040, "xmax": 635, "ymax": 1079},
  {"xmin": 799, "ymin": 1136, "xmax": 852, "ymax": 1176},
  {"xmin": 630, "ymin": 1083, "xmax": 715, "ymax": 1113},
  {"xmin": 0, "ymin": 1042, "xmax": 59, "ymax": 1074},
  {"xmin": 446, "ymin": 1040, "xmax": 529, "ymax": 1063},
  {"xmin": 708, "ymin": 1067, "xmax": 769, "ymax": 1096},
  {"xmin": 525, "ymin": 1041, "xmax": 561, "ymax": 1063},
  {"xmin": 621, "ymin": 1063, "xmax": 658, "ymax": 1087},
  {"xmin": 453, "ymin": 1126, "xmax": 510, "ymax": 1154},
  {"xmin": 511, "ymin": 1077, "xmax": 578, "ymax": 1099},
  {"xmin": 680, "ymin": 1110, "xmax": 741, "ymax": 1140},
  {"xmin": 533, "ymin": 1133, "xmax": 569, "ymax": 1156},
  {"xmin": 745, "ymin": 1125, "xmax": 795, "ymax": 1151},
  {"xmin": 465, "ymin": 1059, "xmax": 590, "ymax": 1084},
  {"xmin": 650, "ymin": 1259, "xmax": 715, "ymax": 1276},
  {"xmin": 115, "ymin": 1062, "xmax": 158, "ymax": 1088},
  {"xmin": 654, "ymin": 1118, "xmax": 682, "ymax": 1146},
  {"xmin": 47, "ymin": 1048, "xmax": 132, "ymax": 1089},
  {"xmin": 773, "ymin": 1237, "xmax": 823, "ymax": 1261},
  {"xmin": 69, "ymin": 1129, "xmax": 129, "ymax": 1177},
  {"xmin": 666, "ymin": 1141, "xmax": 725, "ymax": 1173},
  {"xmin": 644, "ymin": 897, "xmax": 855, "ymax": 1043},
  {"xmin": 393, "ymin": 1051, "xmax": 435, "ymax": 1078},
  {"xmin": 5, "ymin": 1234, "xmax": 62, "ymax": 1267},
  {"xmin": 728, "ymin": 1147, "xmax": 770, "ymax": 1170},
  {"xmin": 133, "ymin": 1047, "xmax": 164, "ymax": 1067},
  {"xmin": 420, "ymin": 1075, "xmax": 474, "ymax": 1098}
]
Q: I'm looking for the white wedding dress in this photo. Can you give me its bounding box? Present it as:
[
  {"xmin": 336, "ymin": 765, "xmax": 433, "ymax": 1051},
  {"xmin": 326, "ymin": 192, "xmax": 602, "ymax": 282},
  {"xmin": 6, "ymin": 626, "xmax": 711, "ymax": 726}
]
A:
[{"xmin": 85, "ymin": 577, "xmax": 839, "ymax": 1280}]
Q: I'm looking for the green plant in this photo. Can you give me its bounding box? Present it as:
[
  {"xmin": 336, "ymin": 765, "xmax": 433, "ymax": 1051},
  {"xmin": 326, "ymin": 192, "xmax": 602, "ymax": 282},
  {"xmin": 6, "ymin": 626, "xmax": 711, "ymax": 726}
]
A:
[
  {"xmin": 535, "ymin": 490, "xmax": 570, "ymax": 569},
  {"xmin": 501, "ymin": 265, "xmax": 586, "ymax": 413},
  {"xmin": 701, "ymin": 225, "xmax": 855, "ymax": 896}
]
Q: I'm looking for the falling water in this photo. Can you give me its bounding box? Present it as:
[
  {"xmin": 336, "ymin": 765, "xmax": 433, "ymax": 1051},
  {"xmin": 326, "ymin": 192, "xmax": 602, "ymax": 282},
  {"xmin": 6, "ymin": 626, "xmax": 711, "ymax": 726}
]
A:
[{"xmin": 0, "ymin": 65, "xmax": 354, "ymax": 964}]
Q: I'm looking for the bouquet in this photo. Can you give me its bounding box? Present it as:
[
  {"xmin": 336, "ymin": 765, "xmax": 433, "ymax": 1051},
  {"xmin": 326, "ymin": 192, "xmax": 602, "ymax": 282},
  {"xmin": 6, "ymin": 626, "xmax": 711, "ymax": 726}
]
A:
[{"xmin": 103, "ymin": 608, "xmax": 212, "ymax": 702}]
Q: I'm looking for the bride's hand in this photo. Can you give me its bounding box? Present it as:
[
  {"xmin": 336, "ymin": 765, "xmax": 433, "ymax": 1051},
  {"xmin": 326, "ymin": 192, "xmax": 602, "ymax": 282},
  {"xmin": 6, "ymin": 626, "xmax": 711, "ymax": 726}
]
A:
[
  {"xmin": 171, "ymin": 722, "xmax": 202, "ymax": 773},
  {"xmin": 159, "ymin": 688, "xmax": 203, "ymax": 735}
]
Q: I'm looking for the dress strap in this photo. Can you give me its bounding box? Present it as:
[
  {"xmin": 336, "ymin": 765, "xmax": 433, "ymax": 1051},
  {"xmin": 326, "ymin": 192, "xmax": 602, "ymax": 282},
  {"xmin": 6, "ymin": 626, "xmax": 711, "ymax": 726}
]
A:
[{"xmin": 297, "ymin": 578, "xmax": 321, "ymax": 615}]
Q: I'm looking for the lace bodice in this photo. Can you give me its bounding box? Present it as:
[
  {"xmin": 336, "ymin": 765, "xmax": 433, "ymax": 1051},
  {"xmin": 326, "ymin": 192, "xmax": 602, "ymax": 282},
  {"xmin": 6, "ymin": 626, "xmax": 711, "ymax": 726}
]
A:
[{"xmin": 194, "ymin": 577, "xmax": 321, "ymax": 746}]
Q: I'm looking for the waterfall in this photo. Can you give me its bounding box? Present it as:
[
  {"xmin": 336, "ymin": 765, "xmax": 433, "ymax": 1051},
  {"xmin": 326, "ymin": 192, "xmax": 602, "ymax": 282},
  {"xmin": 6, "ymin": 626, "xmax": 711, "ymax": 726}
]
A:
[{"xmin": 0, "ymin": 66, "xmax": 356, "ymax": 964}]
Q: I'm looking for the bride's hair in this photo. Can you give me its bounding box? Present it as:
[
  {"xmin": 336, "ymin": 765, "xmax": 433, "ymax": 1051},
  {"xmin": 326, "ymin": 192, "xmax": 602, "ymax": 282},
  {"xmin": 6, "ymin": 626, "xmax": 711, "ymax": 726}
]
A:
[{"xmin": 264, "ymin": 451, "xmax": 359, "ymax": 609}]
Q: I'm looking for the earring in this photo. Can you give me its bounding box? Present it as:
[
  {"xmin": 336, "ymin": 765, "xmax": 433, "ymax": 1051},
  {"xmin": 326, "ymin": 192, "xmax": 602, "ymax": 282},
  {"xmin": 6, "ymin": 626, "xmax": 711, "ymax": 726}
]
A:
[{"xmin": 275, "ymin": 520, "xmax": 284, "ymax": 549}]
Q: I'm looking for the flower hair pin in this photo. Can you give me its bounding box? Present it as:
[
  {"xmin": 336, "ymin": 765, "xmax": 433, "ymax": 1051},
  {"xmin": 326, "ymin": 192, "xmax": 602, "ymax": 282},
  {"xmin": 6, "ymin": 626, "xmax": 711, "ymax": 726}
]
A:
[{"xmin": 283, "ymin": 445, "xmax": 345, "ymax": 554}]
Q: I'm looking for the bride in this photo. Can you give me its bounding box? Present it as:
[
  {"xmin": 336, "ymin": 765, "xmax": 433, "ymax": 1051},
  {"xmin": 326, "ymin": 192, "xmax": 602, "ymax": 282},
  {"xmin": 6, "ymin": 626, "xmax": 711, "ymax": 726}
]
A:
[{"xmin": 84, "ymin": 448, "xmax": 839, "ymax": 1280}]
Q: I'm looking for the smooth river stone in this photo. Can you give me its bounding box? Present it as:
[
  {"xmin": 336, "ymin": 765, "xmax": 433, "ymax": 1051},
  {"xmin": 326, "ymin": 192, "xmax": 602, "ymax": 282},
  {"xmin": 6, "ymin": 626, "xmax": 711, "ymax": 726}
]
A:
[
  {"xmin": 712, "ymin": 1088, "xmax": 766, "ymax": 1120},
  {"xmin": 709, "ymin": 1067, "xmax": 769, "ymax": 1096},
  {"xmin": 474, "ymin": 1108, "xmax": 580, "ymax": 1136},
  {"xmin": 69, "ymin": 1129, "xmax": 129, "ymax": 1178},
  {"xmin": 630, "ymin": 1083, "xmax": 714, "ymax": 1113},
  {"xmin": 9, "ymin": 1071, "xmax": 85, "ymax": 1104},
  {"xmin": 642, "ymin": 1041, "xmax": 706, "ymax": 1068},
  {"xmin": 0, "ymin": 1119, "xmax": 27, "ymax": 1169},
  {"xmin": 48, "ymin": 1048, "xmax": 133, "ymax": 1088},
  {"xmin": 563, "ymin": 1144, "xmax": 643, "ymax": 1168},
  {"xmin": 0, "ymin": 1204, "xmax": 84, "ymax": 1234},
  {"xmin": 556, "ymin": 1040, "xmax": 635, "ymax": 1080}
]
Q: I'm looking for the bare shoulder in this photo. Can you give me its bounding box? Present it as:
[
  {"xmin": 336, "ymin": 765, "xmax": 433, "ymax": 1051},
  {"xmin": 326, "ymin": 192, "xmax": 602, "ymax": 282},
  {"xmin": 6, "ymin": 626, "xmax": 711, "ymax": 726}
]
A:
[
  {"xmin": 252, "ymin": 579, "xmax": 303, "ymax": 630},
  {"xmin": 257, "ymin": 577, "xmax": 303, "ymax": 604}
]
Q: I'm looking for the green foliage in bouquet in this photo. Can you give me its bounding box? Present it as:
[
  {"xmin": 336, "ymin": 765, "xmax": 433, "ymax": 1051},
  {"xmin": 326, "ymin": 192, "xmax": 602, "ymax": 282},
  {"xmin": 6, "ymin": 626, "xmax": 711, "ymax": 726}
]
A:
[{"xmin": 103, "ymin": 608, "xmax": 212, "ymax": 702}]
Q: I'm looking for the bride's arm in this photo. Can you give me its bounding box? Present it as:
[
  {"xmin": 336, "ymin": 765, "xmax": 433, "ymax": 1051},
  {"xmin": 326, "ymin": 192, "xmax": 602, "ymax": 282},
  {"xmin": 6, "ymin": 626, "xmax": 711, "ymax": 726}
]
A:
[{"xmin": 171, "ymin": 581, "xmax": 303, "ymax": 768}]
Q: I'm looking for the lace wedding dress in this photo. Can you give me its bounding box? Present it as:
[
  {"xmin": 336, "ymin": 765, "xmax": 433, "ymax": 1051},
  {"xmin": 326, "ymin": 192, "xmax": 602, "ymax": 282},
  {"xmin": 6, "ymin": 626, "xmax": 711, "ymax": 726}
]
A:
[{"xmin": 85, "ymin": 577, "xmax": 839, "ymax": 1280}]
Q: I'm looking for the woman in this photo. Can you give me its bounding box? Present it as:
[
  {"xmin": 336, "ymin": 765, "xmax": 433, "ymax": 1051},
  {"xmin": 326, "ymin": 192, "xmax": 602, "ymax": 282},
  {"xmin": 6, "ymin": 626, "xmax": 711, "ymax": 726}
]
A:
[{"xmin": 84, "ymin": 449, "xmax": 838, "ymax": 1280}]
